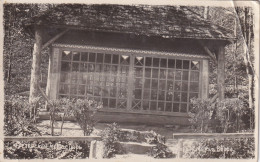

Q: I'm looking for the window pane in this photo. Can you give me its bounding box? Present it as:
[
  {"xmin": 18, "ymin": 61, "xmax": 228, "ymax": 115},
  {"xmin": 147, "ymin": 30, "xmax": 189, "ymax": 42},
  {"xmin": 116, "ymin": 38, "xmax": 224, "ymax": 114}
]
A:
[
  {"xmin": 165, "ymin": 103, "xmax": 172, "ymax": 112},
  {"xmin": 168, "ymin": 59, "xmax": 175, "ymax": 68},
  {"xmin": 176, "ymin": 60, "xmax": 182, "ymax": 69},
  {"xmin": 144, "ymin": 79, "xmax": 151, "ymax": 88},
  {"xmin": 174, "ymin": 92, "xmax": 181, "ymax": 101},
  {"xmin": 72, "ymin": 52, "xmax": 80, "ymax": 61},
  {"xmin": 132, "ymin": 100, "xmax": 141, "ymax": 110},
  {"xmin": 135, "ymin": 67, "xmax": 143, "ymax": 77},
  {"xmin": 173, "ymin": 103, "xmax": 179, "ymax": 112},
  {"xmin": 174, "ymin": 81, "xmax": 181, "ymax": 91},
  {"xmin": 72, "ymin": 63, "xmax": 79, "ymax": 71},
  {"xmin": 150, "ymin": 101, "xmax": 157, "ymax": 110},
  {"xmin": 62, "ymin": 51, "xmax": 72, "ymax": 60},
  {"xmin": 120, "ymin": 55, "xmax": 130, "ymax": 65},
  {"xmin": 102, "ymin": 98, "xmax": 109, "ymax": 107},
  {"xmin": 135, "ymin": 56, "xmax": 144, "ymax": 66},
  {"xmin": 145, "ymin": 57, "xmax": 152, "ymax": 66},
  {"xmin": 191, "ymin": 61, "xmax": 200, "ymax": 70},
  {"xmin": 110, "ymin": 87, "xmax": 117, "ymax": 97},
  {"xmin": 182, "ymin": 82, "xmax": 188, "ymax": 91},
  {"xmin": 60, "ymin": 73, "xmax": 69, "ymax": 83},
  {"xmin": 160, "ymin": 58, "xmax": 167, "ymax": 67},
  {"xmin": 112, "ymin": 54, "xmax": 119, "ymax": 64},
  {"xmin": 135, "ymin": 78, "xmax": 143, "ymax": 88},
  {"xmin": 151, "ymin": 80, "xmax": 158, "ymax": 89},
  {"xmin": 81, "ymin": 52, "xmax": 88, "ymax": 61},
  {"xmin": 158, "ymin": 91, "xmax": 165, "ymax": 100},
  {"xmin": 175, "ymin": 70, "xmax": 182, "ymax": 80},
  {"xmin": 190, "ymin": 71, "xmax": 200, "ymax": 81},
  {"xmin": 189, "ymin": 93, "xmax": 198, "ymax": 101},
  {"xmin": 167, "ymin": 80, "xmax": 173, "ymax": 91},
  {"xmin": 143, "ymin": 100, "xmax": 149, "ymax": 110},
  {"xmin": 183, "ymin": 71, "xmax": 189, "ymax": 81},
  {"xmin": 151, "ymin": 90, "xmax": 157, "ymax": 100},
  {"xmin": 145, "ymin": 68, "xmax": 152, "ymax": 78},
  {"xmin": 95, "ymin": 64, "xmax": 103, "ymax": 72},
  {"xmin": 152, "ymin": 69, "xmax": 159, "ymax": 78},
  {"xmin": 181, "ymin": 93, "xmax": 188, "ymax": 102},
  {"xmin": 109, "ymin": 99, "xmax": 116, "ymax": 108},
  {"xmin": 111, "ymin": 65, "xmax": 118, "ymax": 75},
  {"xmin": 158, "ymin": 102, "xmax": 165, "ymax": 111},
  {"xmin": 88, "ymin": 64, "xmax": 95, "ymax": 72},
  {"xmin": 180, "ymin": 104, "xmax": 187, "ymax": 112},
  {"xmin": 159, "ymin": 80, "xmax": 166, "ymax": 90},
  {"xmin": 118, "ymin": 100, "xmax": 127, "ymax": 109},
  {"xmin": 71, "ymin": 85, "xmax": 77, "ymax": 94},
  {"xmin": 153, "ymin": 58, "xmax": 159, "ymax": 67},
  {"xmin": 105, "ymin": 54, "xmax": 112, "ymax": 63},
  {"xmin": 183, "ymin": 60, "xmax": 190, "ymax": 69},
  {"xmin": 160, "ymin": 69, "xmax": 167, "ymax": 78},
  {"xmin": 134, "ymin": 89, "xmax": 142, "ymax": 99},
  {"xmin": 78, "ymin": 85, "xmax": 85, "ymax": 95},
  {"xmin": 89, "ymin": 53, "xmax": 96, "ymax": 62},
  {"xmin": 166, "ymin": 92, "xmax": 173, "ymax": 101},
  {"xmin": 80, "ymin": 63, "xmax": 88, "ymax": 72},
  {"xmin": 190, "ymin": 82, "xmax": 199, "ymax": 92},
  {"xmin": 59, "ymin": 84, "xmax": 69, "ymax": 94},
  {"xmin": 143, "ymin": 90, "xmax": 150, "ymax": 99},
  {"xmin": 61, "ymin": 62, "xmax": 71, "ymax": 72},
  {"xmin": 168, "ymin": 69, "xmax": 174, "ymax": 79},
  {"xmin": 97, "ymin": 53, "xmax": 104, "ymax": 63}
]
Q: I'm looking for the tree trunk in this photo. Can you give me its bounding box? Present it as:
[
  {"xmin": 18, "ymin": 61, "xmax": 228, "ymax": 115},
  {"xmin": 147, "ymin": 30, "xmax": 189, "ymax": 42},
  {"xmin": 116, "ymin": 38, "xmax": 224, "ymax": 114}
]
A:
[
  {"xmin": 29, "ymin": 26, "xmax": 43, "ymax": 102},
  {"xmin": 217, "ymin": 44, "xmax": 225, "ymax": 101}
]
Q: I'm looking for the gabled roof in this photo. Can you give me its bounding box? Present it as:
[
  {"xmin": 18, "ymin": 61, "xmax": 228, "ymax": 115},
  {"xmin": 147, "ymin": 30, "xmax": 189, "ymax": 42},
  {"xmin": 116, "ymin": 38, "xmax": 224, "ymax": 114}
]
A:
[{"xmin": 25, "ymin": 4, "xmax": 235, "ymax": 41}]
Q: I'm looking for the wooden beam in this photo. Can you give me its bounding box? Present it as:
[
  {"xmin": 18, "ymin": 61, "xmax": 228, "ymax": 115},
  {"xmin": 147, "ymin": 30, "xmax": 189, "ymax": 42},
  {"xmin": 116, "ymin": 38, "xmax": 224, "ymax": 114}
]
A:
[
  {"xmin": 42, "ymin": 28, "xmax": 69, "ymax": 50},
  {"xmin": 29, "ymin": 26, "xmax": 43, "ymax": 102},
  {"xmin": 199, "ymin": 41, "xmax": 217, "ymax": 64},
  {"xmin": 217, "ymin": 44, "xmax": 225, "ymax": 101}
]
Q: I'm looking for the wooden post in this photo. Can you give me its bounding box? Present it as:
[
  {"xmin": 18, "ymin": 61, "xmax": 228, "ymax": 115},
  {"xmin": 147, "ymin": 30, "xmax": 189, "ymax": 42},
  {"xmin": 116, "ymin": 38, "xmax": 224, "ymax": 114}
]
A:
[
  {"xmin": 217, "ymin": 44, "xmax": 225, "ymax": 101},
  {"xmin": 177, "ymin": 139, "xmax": 184, "ymax": 158},
  {"xmin": 29, "ymin": 26, "xmax": 43, "ymax": 102}
]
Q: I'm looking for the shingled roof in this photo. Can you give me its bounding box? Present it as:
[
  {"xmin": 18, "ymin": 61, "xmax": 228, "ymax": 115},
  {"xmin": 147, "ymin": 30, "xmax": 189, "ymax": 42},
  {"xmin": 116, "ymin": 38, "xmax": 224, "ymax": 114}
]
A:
[{"xmin": 25, "ymin": 4, "xmax": 235, "ymax": 41}]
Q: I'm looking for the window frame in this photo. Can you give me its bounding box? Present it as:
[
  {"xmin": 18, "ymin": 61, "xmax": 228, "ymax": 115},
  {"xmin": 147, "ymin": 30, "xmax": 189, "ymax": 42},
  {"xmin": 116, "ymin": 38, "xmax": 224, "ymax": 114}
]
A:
[{"xmin": 55, "ymin": 45, "xmax": 208, "ymax": 116}]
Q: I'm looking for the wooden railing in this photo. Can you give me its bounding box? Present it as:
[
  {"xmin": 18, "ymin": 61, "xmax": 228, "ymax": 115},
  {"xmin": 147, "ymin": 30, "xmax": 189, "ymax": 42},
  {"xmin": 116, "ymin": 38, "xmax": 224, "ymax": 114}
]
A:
[
  {"xmin": 4, "ymin": 136, "xmax": 103, "ymax": 159},
  {"xmin": 172, "ymin": 133, "xmax": 254, "ymax": 158}
]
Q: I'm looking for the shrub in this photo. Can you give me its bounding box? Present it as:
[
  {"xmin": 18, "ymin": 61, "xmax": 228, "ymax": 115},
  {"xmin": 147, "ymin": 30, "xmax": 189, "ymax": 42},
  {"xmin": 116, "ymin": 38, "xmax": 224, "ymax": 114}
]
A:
[
  {"xmin": 183, "ymin": 137, "xmax": 255, "ymax": 159},
  {"xmin": 72, "ymin": 98, "xmax": 102, "ymax": 136},
  {"xmin": 188, "ymin": 98, "xmax": 215, "ymax": 133},
  {"xmin": 100, "ymin": 123, "xmax": 124, "ymax": 158},
  {"xmin": 216, "ymin": 98, "xmax": 245, "ymax": 133},
  {"xmin": 4, "ymin": 141, "xmax": 90, "ymax": 159},
  {"xmin": 4, "ymin": 95, "xmax": 41, "ymax": 136},
  {"xmin": 150, "ymin": 143, "xmax": 175, "ymax": 158}
]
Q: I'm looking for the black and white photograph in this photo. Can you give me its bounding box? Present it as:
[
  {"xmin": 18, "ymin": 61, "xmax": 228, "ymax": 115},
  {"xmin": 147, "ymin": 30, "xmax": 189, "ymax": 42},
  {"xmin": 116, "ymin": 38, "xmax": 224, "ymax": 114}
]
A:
[{"xmin": 0, "ymin": 0, "xmax": 259, "ymax": 160}]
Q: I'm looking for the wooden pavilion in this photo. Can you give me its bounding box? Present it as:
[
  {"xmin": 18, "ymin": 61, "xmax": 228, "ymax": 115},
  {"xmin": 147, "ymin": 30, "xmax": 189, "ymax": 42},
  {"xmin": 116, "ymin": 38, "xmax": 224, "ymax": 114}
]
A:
[{"xmin": 25, "ymin": 4, "xmax": 235, "ymax": 125}]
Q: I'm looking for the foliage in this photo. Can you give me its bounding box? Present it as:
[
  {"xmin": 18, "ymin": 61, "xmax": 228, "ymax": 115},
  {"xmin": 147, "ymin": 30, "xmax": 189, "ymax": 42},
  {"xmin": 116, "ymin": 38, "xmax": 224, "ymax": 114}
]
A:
[
  {"xmin": 183, "ymin": 137, "xmax": 255, "ymax": 159},
  {"xmin": 4, "ymin": 95, "xmax": 42, "ymax": 136},
  {"xmin": 100, "ymin": 123, "xmax": 125, "ymax": 158},
  {"xmin": 72, "ymin": 98, "xmax": 102, "ymax": 136},
  {"xmin": 150, "ymin": 143, "xmax": 175, "ymax": 158},
  {"xmin": 188, "ymin": 98, "xmax": 215, "ymax": 133},
  {"xmin": 216, "ymin": 98, "xmax": 245, "ymax": 133},
  {"xmin": 4, "ymin": 141, "xmax": 90, "ymax": 159}
]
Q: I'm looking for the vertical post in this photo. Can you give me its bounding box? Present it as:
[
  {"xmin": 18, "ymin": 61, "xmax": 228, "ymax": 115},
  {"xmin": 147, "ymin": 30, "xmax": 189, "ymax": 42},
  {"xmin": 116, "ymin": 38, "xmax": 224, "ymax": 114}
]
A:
[
  {"xmin": 177, "ymin": 139, "xmax": 184, "ymax": 158},
  {"xmin": 217, "ymin": 44, "xmax": 225, "ymax": 101},
  {"xmin": 29, "ymin": 26, "xmax": 43, "ymax": 102},
  {"xmin": 201, "ymin": 59, "xmax": 209, "ymax": 99}
]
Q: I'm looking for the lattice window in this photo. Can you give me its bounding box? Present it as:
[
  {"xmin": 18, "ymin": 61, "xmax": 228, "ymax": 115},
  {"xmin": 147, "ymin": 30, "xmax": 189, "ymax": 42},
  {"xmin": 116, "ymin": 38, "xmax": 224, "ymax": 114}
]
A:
[{"xmin": 59, "ymin": 50, "xmax": 200, "ymax": 113}]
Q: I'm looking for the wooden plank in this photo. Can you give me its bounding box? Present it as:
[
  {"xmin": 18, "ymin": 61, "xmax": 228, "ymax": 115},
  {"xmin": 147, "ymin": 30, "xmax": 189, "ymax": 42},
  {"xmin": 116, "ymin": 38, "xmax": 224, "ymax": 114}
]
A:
[
  {"xmin": 38, "ymin": 110, "xmax": 190, "ymax": 125},
  {"xmin": 49, "ymin": 47, "xmax": 60, "ymax": 99},
  {"xmin": 29, "ymin": 26, "xmax": 43, "ymax": 102},
  {"xmin": 172, "ymin": 133, "xmax": 254, "ymax": 140},
  {"xmin": 4, "ymin": 136, "xmax": 101, "ymax": 142},
  {"xmin": 217, "ymin": 44, "xmax": 225, "ymax": 100}
]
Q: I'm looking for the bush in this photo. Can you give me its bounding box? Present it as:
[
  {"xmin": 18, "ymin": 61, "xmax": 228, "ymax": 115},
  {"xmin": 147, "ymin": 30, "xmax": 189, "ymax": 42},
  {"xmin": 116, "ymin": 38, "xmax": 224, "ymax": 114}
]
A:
[
  {"xmin": 150, "ymin": 143, "xmax": 175, "ymax": 158},
  {"xmin": 183, "ymin": 137, "xmax": 255, "ymax": 159},
  {"xmin": 72, "ymin": 98, "xmax": 102, "ymax": 136},
  {"xmin": 100, "ymin": 123, "xmax": 125, "ymax": 158},
  {"xmin": 188, "ymin": 98, "xmax": 215, "ymax": 133},
  {"xmin": 4, "ymin": 95, "xmax": 42, "ymax": 136},
  {"xmin": 4, "ymin": 141, "xmax": 90, "ymax": 159}
]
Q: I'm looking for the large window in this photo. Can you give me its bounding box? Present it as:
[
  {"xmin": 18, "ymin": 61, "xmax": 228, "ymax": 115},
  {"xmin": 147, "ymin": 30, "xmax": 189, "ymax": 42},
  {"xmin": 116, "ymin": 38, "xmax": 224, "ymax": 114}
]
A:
[{"xmin": 59, "ymin": 50, "xmax": 200, "ymax": 113}]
